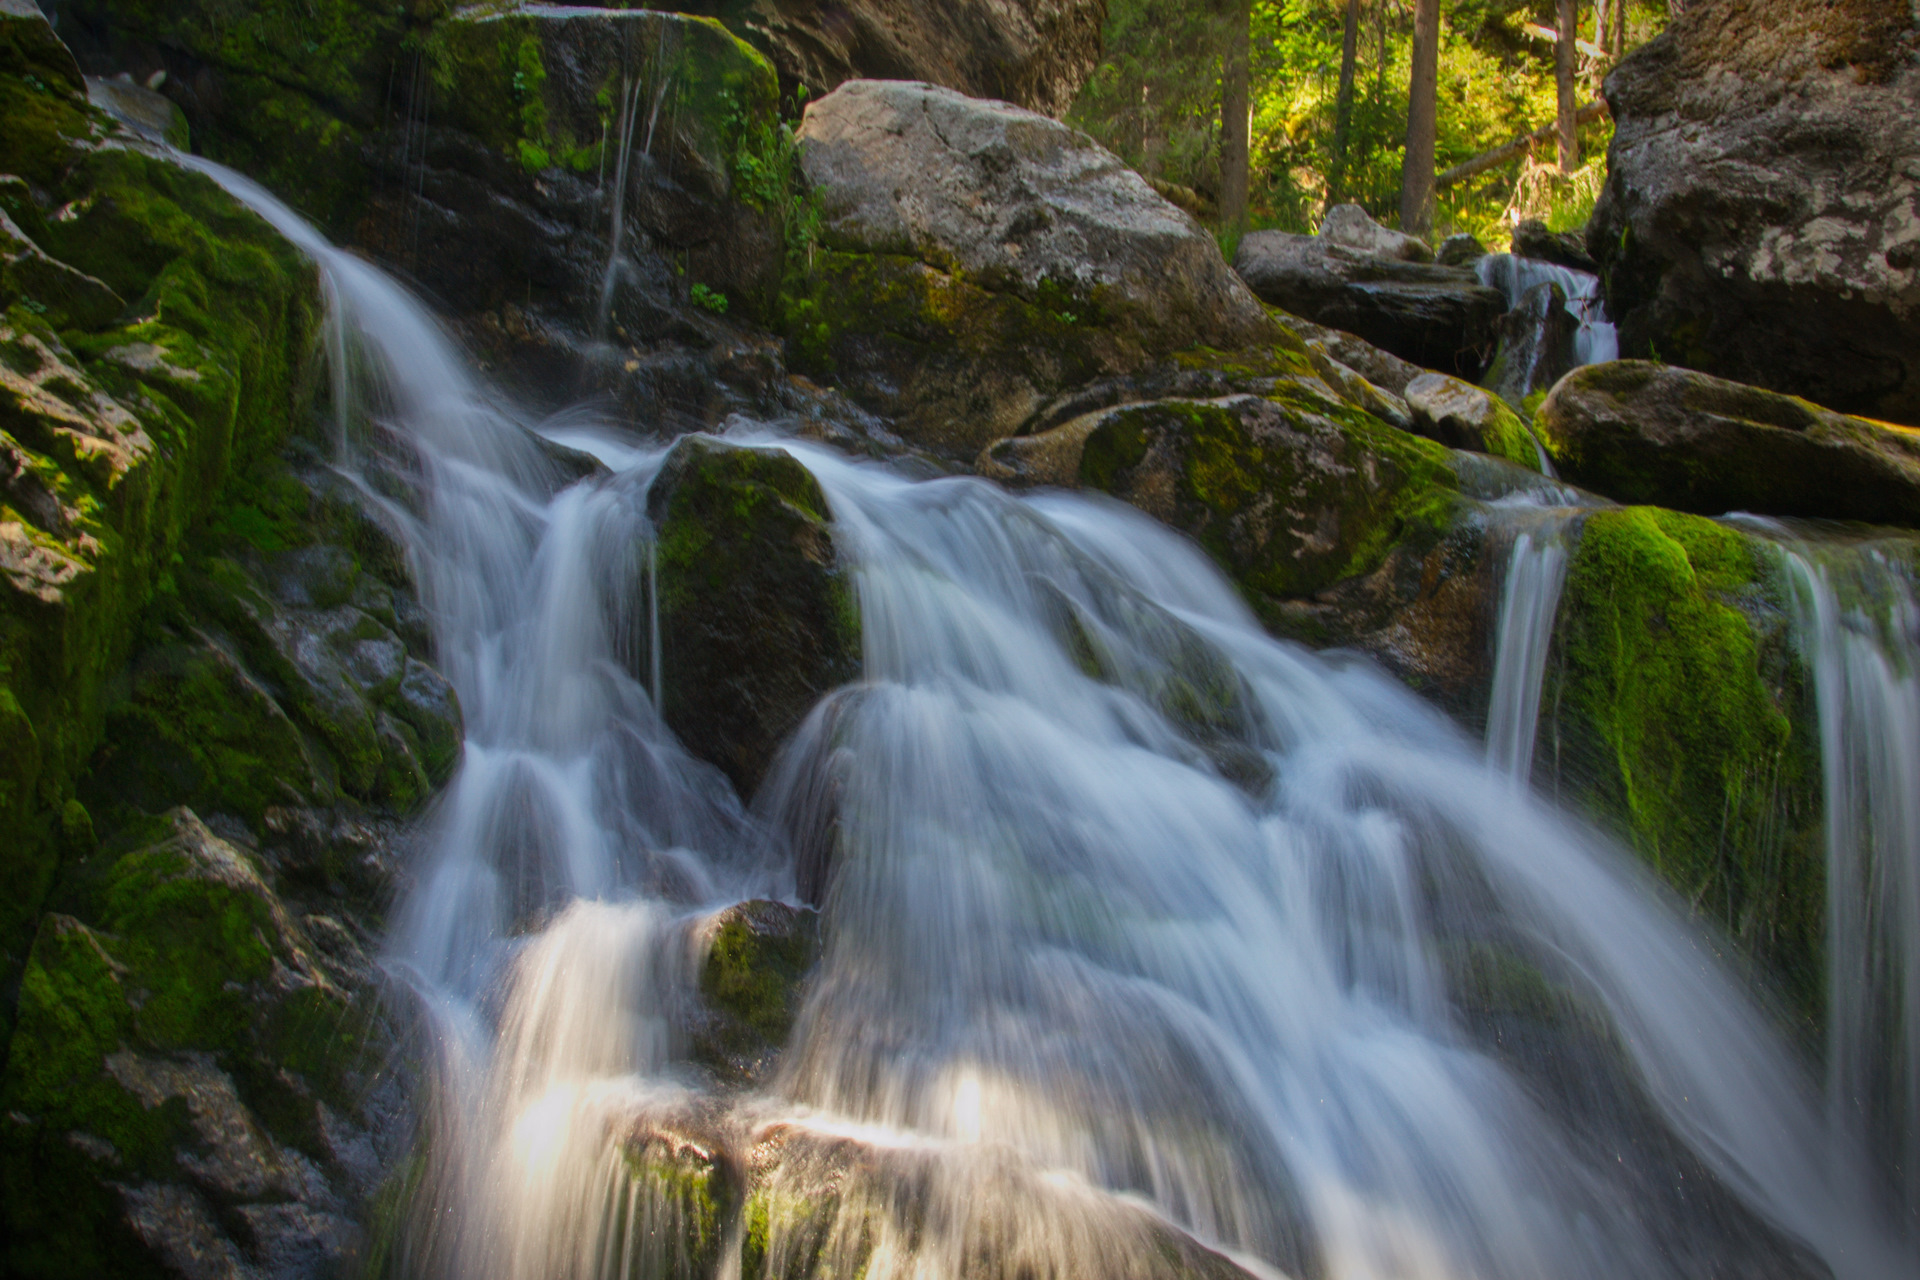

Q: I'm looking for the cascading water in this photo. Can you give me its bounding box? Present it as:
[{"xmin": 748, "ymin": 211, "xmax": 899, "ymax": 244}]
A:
[
  {"xmin": 190, "ymin": 157, "xmax": 1918, "ymax": 1280},
  {"xmin": 1483, "ymin": 502, "xmax": 1581, "ymax": 783},
  {"xmin": 1769, "ymin": 531, "xmax": 1920, "ymax": 1226},
  {"xmin": 1477, "ymin": 253, "xmax": 1619, "ymax": 368}
]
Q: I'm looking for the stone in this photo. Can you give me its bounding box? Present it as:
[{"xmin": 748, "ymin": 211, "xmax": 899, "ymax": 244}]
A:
[
  {"xmin": 790, "ymin": 79, "xmax": 1275, "ymax": 457},
  {"xmin": 1404, "ymin": 372, "xmax": 1544, "ymax": 471},
  {"xmin": 1536, "ymin": 360, "xmax": 1920, "ymax": 527},
  {"xmin": 1437, "ymin": 232, "xmax": 1488, "ymax": 266},
  {"xmin": 646, "ymin": 435, "xmax": 860, "ymax": 794},
  {"xmin": 676, "ymin": 0, "xmax": 1107, "ymax": 117},
  {"xmin": 688, "ymin": 900, "xmax": 821, "ymax": 1085},
  {"xmin": 1510, "ymin": 218, "xmax": 1595, "ymax": 273},
  {"xmin": 1288, "ymin": 315, "xmax": 1426, "ymax": 395},
  {"xmin": 1320, "ymin": 201, "xmax": 1433, "ymax": 262},
  {"xmin": 85, "ymin": 73, "xmax": 188, "ymax": 147},
  {"xmin": 1589, "ymin": 0, "xmax": 1920, "ymax": 424},
  {"xmin": 0, "ymin": 207, "xmax": 124, "ymax": 329},
  {"xmin": 1233, "ymin": 230, "xmax": 1505, "ymax": 379},
  {"xmin": 0, "ymin": 0, "xmax": 83, "ymax": 93},
  {"xmin": 1479, "ymin": 281, "xmax": 1578, "ymax": 413}
]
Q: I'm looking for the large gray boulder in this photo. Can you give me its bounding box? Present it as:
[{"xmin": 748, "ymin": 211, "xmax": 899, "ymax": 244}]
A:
[
  {"xmin": 1590, "ymin": 0, "xmax": 1920, "ymax": 425},
  {"xmin": 1536, "ymin": 360, "xmax": 1920, "ymax": 527},
  {"xmin": 1233, "ymin": 230, "xmax": 1505, "ymax": 379},
  {"xmin": 789, "ymin": 79, "xmax": 1276, "ymax": 456}
]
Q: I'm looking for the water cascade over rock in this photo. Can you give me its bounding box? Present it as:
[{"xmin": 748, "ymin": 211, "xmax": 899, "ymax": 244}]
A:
[{"xmin": 175, "ymin": 152, "xmax": 1920, "ymax": 1280}]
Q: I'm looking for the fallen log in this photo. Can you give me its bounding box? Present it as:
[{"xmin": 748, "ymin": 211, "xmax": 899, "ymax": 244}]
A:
[{"xmin": 1436, "ymin": 101, "xmax": 1610, "ymax": 188}]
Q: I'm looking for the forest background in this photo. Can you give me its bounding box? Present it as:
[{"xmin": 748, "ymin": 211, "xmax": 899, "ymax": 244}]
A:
[{"xmin": 1068, "ymin": 0, "xmax": 1674, "ymax": 251}]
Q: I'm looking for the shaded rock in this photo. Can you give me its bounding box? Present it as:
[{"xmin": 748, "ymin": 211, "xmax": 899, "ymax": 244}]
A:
[
  {"xmin": 646, "ymin": 436, "xmax": 859, "ymax": 794},
  {"xmin": 1590, "ymin": 0, "xmax": 1920, "ymax": 424},
  {"xmin": 1510, "ymin": 218, "xmax": 1595, "ymax": 273},
  {"xmin": 0, "ymin": 0, "xmax": 83, "ymax": 93},
  {"xmin": 85, "ymin": 72, "xmax": 187, "ymax": 146},
  {"xmin": 1320, "ymin": 201, "xmax": 1433, "ymax": 262},
  {"xmin": 0, "ymin": 206, "xmax": 124, "ymax": 329},
  {"xmin": 789, "ymin": 79, "xmax": 1275, "ymax": 457},
  {"xmin": 1536, "ymin": 360, "xmax": 1920, "ymax": 526},
  {"xmin": 1479, "ymin": 280, "xmax": 1577, "ymax": 412},
  {"xmin": 1436, "ymin": 232, "xmax": 1487, "ymax": 267},
  {"xmin": 677, "ymin": 0, "xmax": 1107, "ymax": 118},
  {"xmin": 1288, "ymin": 315, "xmax": 1426, "ymax": 395},
  {"xmin": 689, "ymin": 900, "xmax": 821, "ymax": 1086},
  {"xmin": 0, "ymin": 808, "xmax": 405, "ymax": 1280},
  {"xmin": 1077, "ymin": 392, "xmax": 1463, "ymax": 613},
  {"xmin": 1233, "ymin": 230, "xmax": 1505, "ymax": 378},
  {"xmin": 1404, "ymin": 372, "xmax": 1543, "ymax": 471}
]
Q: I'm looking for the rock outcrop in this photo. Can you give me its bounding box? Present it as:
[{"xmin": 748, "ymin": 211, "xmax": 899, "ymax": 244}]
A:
[
  {"xmin": 1590, "ymin": 0, "xmax": 1920, "ymax": 424},
  {"xmin": 647, "ymin": 436, "xmax": 859, "ymax": 795},
  {"xmin": 1233, "ymin": 230, "xmax": 1505, "ymax": 379},
  {"xmin": 1537, "ymin": 361, "xmax": 1920, "ymax": 527},
  {"xmin": 1403, "ymin": 372, "xmax": 1543, "ymax": 471},
  {"xmin": 679, "ymin": 0, "xmax": 1107, "ymax": 117},
  {"xmin": 789, "ymin": 79, "xmax": 1275, "ymax": 457},
  {"xmin": 1480, "ymin": 281, "xmax": 1576, "ymax": 412}
]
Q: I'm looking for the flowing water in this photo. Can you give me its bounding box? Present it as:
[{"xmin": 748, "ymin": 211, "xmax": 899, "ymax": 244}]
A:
[
  {"xmin": 188, "ymin": 158, "xmax": 1920, "ymax": 1280},
  {"xmin": 1482, "ymin": 503, "xmax": 1581, "ymax": 784},
  {"xmin": 1477, "ymin": 254, "xmax": 1619, "ymax": 368}
]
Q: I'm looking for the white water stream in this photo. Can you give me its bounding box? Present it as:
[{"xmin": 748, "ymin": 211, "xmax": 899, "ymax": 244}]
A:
[
  {"xmin": 1476, "ymin": 254, "xmax": 1619, "ymax": 369},
  {"xmin": 191, "ymin": 158, "xmax": 1917, "ymax": 1280}
]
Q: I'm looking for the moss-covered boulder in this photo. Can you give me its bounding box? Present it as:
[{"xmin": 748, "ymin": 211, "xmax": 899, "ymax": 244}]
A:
[
  {"xmin": 1538, "ymin": 507, "xmax": 1824, "ymax": 1016},
  {"xmin": 1, "ymin": 54, "xmax": 320, "ymax": 989},
  {"xmin": 1403, "ymin": 371, "xmax": 1544, "ymax": 471},
  {"xmin": 788, "ymin": 79, "xmax": 1276, "ymax": 459},
  {"xmin": 646, "ymin": 435, "xmax": 859, "ymax": 795},
  {"xmin": 0, "ymin": 807, "xmax": 398, "ymax": 1280},
  {"xmin": 688, "ymin": 899, "xmax": 820, "ymax": 1085},
  {"xmin": 1537, "ymin": 360, "xmax": 1920, "ymax": 528}
]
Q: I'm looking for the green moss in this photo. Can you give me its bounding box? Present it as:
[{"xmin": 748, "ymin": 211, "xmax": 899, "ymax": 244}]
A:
[
  {"xmin": 618, "ymin": 1134, "xmax": 735, "ymax": 1277},
  {"xmin": 1544, "ymin": 508, "xmax": 1824, "ymax": 1015}
]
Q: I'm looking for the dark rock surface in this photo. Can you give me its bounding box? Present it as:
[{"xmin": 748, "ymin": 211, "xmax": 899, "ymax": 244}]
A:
[
  {"xmin": 687, "ymin": 899, "xmax": 820, "ymax": 1085},
  {"xmin": 1537, "ymin": 360, "xmax": 1920, "ymax": 527},
  {"xmin": 1590, "ymin": 0, "xmax": 1920, "ymax": 424},
  {"xmin": 1511, "ymin": 218, "xmax": 1595, "ymax": 273},
  {"xmin": 789, "ymin": 79, "xmax": 1275, "ymax": 458},
  {"xmin": 646, "ymin": 435, "xmax": 860, "ymax": 795},
  {"xmin": 1479, "ymin": 281, "xmax": 1577, "ymax": 412},
  {"xmin": 1233, "ymin": 230, "xmax": 1505, "ymax": 379}
]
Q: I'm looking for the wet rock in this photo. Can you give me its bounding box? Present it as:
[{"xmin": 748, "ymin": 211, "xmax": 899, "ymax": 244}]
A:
[
  {"xmin": 1536, "ymin": 360, "xmax": 1920, "ymax": 527},
  {"xmin": 1479, "ymin": 280, "xmax": 1577, "ymax": 412},
  {"xmin": 789, "ymin": 79, "xmax": 1275, "ymax": 458},
  {"xmin": 0, "ymin": 0, "xmax": 83, "ymax": 93},
  {"xmin": 1510, "ymin": 218, "xmax": 1595, "ymax": 273},
  {"xmin": 0, "ymin": 808, "xmax": 404, "ymax": 1280},
  {"xmin": 689, "ymin": 900, "xmax": 821, "ymax": 1086},
  {"xmin": 0, "ymin": 206, "xmax": 124, "ymax": 328},
  {"xmin": 1589, "ymin": 0, "xmax": 1920, "ymax": 424},
  {"xmin": 85, "ymin": 72, "xmax": 188, "ymax": 147},
  {"xmin": 1233, "ymin": 230, "xmax": 1505, "ymax": 379},
  {"xmin": 646, "ymin": 436, "xmax": 860, "ymax": 794},
  {"xmin": 1404, "ymin": 372, "xmax": 1544, "ymax": 471},
  {"xmin": 1077, "ymin": 392, "xmax": 1464, "ymax": 615},
  {"xmin": 1320, "ymin": 201, "xmax": 1433, "ymax": 262}
]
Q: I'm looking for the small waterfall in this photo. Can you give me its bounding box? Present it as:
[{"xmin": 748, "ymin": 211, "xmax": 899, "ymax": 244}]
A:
[
  {"xmin": 185, "ymin": 156, "xmax": 1919, "ymax": 1280},
  {"xmin": 1484, "ymin": 506, "xmax": 1578, "ymax": 783},
  {"xmin": 1478, "ymin": 253, "xmax": 1619, "ymax": 367},
  {"xmin": 1775, "ymin": 536, "xmax": 1920, "ymax": 1224}
]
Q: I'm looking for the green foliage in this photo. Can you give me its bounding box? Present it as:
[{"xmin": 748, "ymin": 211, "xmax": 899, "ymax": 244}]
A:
[
  {"xmin": 1071, "ymin": 0, "xmax": 1665, "ymax": 243},
  {"xmin": 690, "ymin": 282, "xmax": 730, "ymax": 314}
]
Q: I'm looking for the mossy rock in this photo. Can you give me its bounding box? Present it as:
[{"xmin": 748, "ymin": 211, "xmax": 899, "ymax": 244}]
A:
[
  {"xmin": 692, "ymin": 899, "xmax": 820, "ymax": 1084},
  {"xmin": 1403, "ymin": 371, "xmax": 1543, "ymax": 472},
  {"xmin": 1078, "ymin": 392, "xmax": 1463, "ymax": 618},
  {"xmin": 1538, "ymin": 507, "xmax": 1824, "ymax": 1018},
  {"xmin": 0, "ymin": 808, "xmax": 379, "ymax": 1278},
  {"xmin": 646, "ymin": 435, "xmax": 859, "ymax": 794}
]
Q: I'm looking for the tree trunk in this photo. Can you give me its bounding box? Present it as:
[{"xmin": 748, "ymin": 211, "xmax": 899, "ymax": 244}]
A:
[
  {"xmin": 1330, "ymin": 0, "xmax": 1361, "ymax": 204},
  {"xmin": 1556, "ymin": 0, "xmax": 1579, "ymax": 172},
  {"xmin": 1399, "ymin": 0, "xmax": 1440, "ymax": 237},
  {"xmin": 1613, "ymin": 0, "xmax": 1627, "ymax": 57},
  {"xmin": 1220, "ymin": 0, "xmax": 1252, "ymax": 234}
]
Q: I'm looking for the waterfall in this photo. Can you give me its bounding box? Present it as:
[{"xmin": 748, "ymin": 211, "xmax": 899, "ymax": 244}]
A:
[
  {"xmin": 1774, "ymin": 536, "xmax": 1920, "ymax": 1225},
  {"xmin": 185, "ymin": 157, "xmax": 1918, "ymax": 1280},
  {"xmin": 1477, "ymin": 253, "xmax": 1619, "ymax": 367},
  {"xmin": 1484, "ymin": 505, "xmax": 1578, "ymax": 783}
]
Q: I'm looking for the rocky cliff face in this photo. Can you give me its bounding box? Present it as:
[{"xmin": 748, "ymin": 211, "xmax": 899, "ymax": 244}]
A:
[{"xmin": 1590, "ymin": 0, "xmax": 1920, "ymax": 425}]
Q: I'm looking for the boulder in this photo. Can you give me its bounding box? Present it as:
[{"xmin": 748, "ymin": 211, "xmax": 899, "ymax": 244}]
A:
[
  {"xmin": 789, "ymin": 79, "xmax": 1275, "ymax": 457},
  {"xmin": 0, "ymin": 0, "xmax": 82, "ymax": 92},
  {"xmin": 646, "ymin": 436, "xmax": 860, "ymax": 794},
  {"xmin": 1589, "ymin": 0, "xmax": 1920, "ymax": 424},
  {"xmin": 1536, "ymin": 361, "xmax": 1920, "ymax": 527},
  {"xmin": 688, "ymin": 899, "xmax": 820, "ymax": 1085},
  {"xmin": 1437, "ymin": 232, "xmax": 1487, "ymax": 267},
  {"xmin": 1233, "ymin": 230, "xmax": 1505, "ymax": 379},
  {"xmin": 677, "ymin": 0, "xmax": 1107, "ymax": 118},
  {"xmin": 1510, "ymin": 218, "xmax": 1595, "ymax": 273},
  {"xmin": 1320, "ymin": 202, "xmax": 1433, "ymax": 262},
  {"xmin": 1479, "ymin": 281, "xmax": 1577, "ymax": 413},
  {"xmin": 1404, "ymin": 372, "xmax": 1544, "ymax": 471}
]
